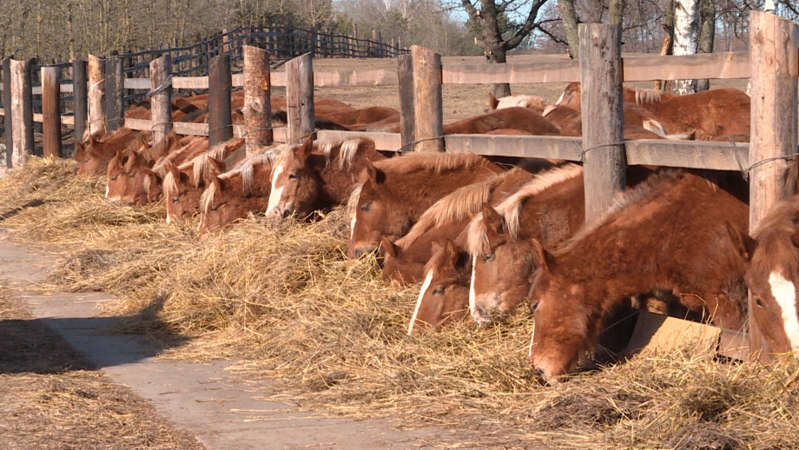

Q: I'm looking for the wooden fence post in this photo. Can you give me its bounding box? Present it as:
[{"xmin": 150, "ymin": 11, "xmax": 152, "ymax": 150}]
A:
[
  {"xmin": 243, "ymin": 45, "xmax": 272, "ymax": 154},
  {"xmin": 3, "ymin": 58, "xmax": 12, "ymax": 168},
  {"xmin": 88, "ymin": 54, "xmax": 105, "ymax": 136},
  {"xmin": 72, "ymin": 58, "xmax": 87, "ymax": 145},
  {"xmin": 41, "ymin": 66, "xmax": 62, "ymax": 157},
  {"xmin": 579, "ymin": 23, "xmax": 625, "ymax": 222},
  {"xmin": 150, "ymin": 55, "xmax": 172, "ymax": 145},
  {"xmin": 397, "ymin": 54, "xmax": 415, "ymax": 151},
  {"xmin": 208, "ymin": 53, "xmax": 232, "ymax": 146},
  {"xmin": 285, "ymin": 53, "xmax": 314, "ymax": 144},
  {"xmin": 9, "ymin": 59, "xmax": 33, "ymax": 167},
  {"xmin": 747, "ymin": 10, "xmax": 799, "ymax": 358},
  {"xmin": 410, "ymin": 45, "xmax": 444, "ymax": 152},
  {"xmin": 105, "ymin": 54, "xmax": 124, "ymax": 133}
]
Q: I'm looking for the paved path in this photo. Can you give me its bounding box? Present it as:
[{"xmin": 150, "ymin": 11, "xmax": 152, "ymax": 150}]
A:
[{"xmin": 0, "ymin": 230, "xmax": 451, "ymax": 449}]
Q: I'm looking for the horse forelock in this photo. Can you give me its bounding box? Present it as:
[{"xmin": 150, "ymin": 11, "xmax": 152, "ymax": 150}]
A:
[
  {"xmin": 464, "ymin": 164, "xmax": 583, "ymax": 258},
  {"xmin": 346, "ymin": 183, "xmax": 363, "ymax": 224},
  {"xmin": 338, "ymin": 139, "xmax": 365, "ymax": 169},
  {"xmin": 558, "ymin": 170, "xmax": 681, "ymax": 255},
  {"xmin": 199, "ymin": 180, "xmax": 219, "ymax": 214},
  {"xmin": 163, "ymin": 170, "xmax": 179, "ymax": 200},
  {"xmin": 635, "ymin": 88, "xmax": 662, "ymax": 105},
  {"xmin": 192, "ymin": 155, "xmax": 210, "ymax": 188}
]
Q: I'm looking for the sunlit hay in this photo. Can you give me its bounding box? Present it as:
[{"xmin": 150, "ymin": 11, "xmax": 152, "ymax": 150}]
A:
[{"xmin": 2, "ymin": 157, "xmax": 799, "ymax": 447}]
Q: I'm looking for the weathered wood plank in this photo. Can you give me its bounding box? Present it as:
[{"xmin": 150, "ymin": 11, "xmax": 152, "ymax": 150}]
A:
[
  {"xmin": 316, "ymin": 130, "xmax": 402, "ymax": 151},
  {"xmin": 445, "ymin": 134, "xmax": 582, "ymax": 160},
  {"xmin": 397, "ymin": 54, "xmax": 415, "ymax": 151},
  {"xmin": 243, "ymin": 45, "xmax": 273, "ymax": 154},
  {"xmin": 625, "ymin": 140, "xmax": 748, "ymax": 171},
  {"xmin": 285, "ymin": 53, "xmax": 315, "ymax": 144},
  {"xmin": 150, "ymin": 55, "xmax": 173, "ymax": 144},
  {"xmin": 411, "ymin": 46, "xmax": 443, "ymax": 152},
  {"xmin": 3, "ymin": 58, "xmax": 13, "ymax": 168},
  {"xmin": 32, "ymin": 84, "xmax": 74, "ymax": 94},
  {"xmin": 104, "ymin": 55, "xmax": 124, "ymax": 132},
  {"xmin": 88, "ymin": 55, "xmax": 105, "ymax": 136},
  {"xmin": 72, "ymin": 58, "xmax": 87, "ymax": 145},
  {"xmin": 125, "ymin": 118, "xmax": 287, "ymax": 142},
  {"xmin": 41, "ymin": 66, "xmax": 62, "ymax": 157},
  {"xmin": 208, "ymin": 54, "xmax": 233, "ymax": 146},
  {"xmin": 580, "ymin": 24, "xmax": 626, "ymax": 222},
  {"xmin": 9, "ymin": 59, "xmax": 34, "ymax": 167}
]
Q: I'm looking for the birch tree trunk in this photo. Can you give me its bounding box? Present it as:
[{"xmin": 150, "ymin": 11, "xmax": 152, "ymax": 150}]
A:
[{"xmin": 672, "ymin": 0, "xmax": 700, "ymax": 95}]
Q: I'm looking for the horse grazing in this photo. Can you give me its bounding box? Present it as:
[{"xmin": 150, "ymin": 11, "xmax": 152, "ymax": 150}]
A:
[
  {"xmin": 527, "ymin": 170, "xmax": 749, "ymax": 383},
  {"xmin": 383, "ymin": 167, "xmax": 534, "ymax": 285},
  {"xmin": 75, "ymin": 128, "xmax": 145, "ymax": 176},
  {"xmin": 347, "ymin": 153, "xmax": 504, "ymax": 258},
  {"xmin": 162, "ymin": 138, "xmax": 245, "ymax": 223},
  {"xmin": 198, "ymin": 149, "xmax": 277, "ymax": 235},
  {"xmin": 443, "ymin": 107, "xmax": 561, "ymax": 136},
  {"xmin": 744, "ymin": 194, "xmax": 799, "ymax": 357},
  {"xmin": 556, "ymin": 82, "xmax": 749, "ymax": 140},
  {"xmin": 266, "ymin": 137, "xmax": 385, "ymax": 220},
  {"xmin": 488, "ymin": 93, "xmax": 546, "ymax": 113}
]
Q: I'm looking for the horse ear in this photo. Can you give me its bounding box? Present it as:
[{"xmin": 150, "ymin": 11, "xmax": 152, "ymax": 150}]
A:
[
  {"xmin": 725, "ymin": 222, "xmax": 756, "ymax": 261},
  {"xmin": 529, "ymin": 238, "xmax": 551, "ymax": 272},
  {"xmin": 488, "ymin": 92, "xmax": 499, "ymax": 110},
  {"xmin": 381, "ymin": 236, "xmax": 399, "ymax": 258},
  {"xmin": 294, "ymin": 136, "xmax": 314, "ymax": 161},
  {"xmin": 443, "ymin": 239, "xmax": 459, "ymax": 264},
  {"xmin": 359, "ymin": 162, "xmax": 385, "ymax": 185},
  {"xmin": 482, "ymin": 205, "xmax": 505, "ymax": 235}
]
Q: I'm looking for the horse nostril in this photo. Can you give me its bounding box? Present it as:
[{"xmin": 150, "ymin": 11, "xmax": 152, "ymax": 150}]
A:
[{"xmin": 281, "ymin": 209, "xmax": 291, "ymax": 219}]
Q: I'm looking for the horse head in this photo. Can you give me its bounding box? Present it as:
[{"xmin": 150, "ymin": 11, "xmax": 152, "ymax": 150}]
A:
[{"xmin": 265, "ymin": 137, "xmax": 320, "ymax": 221}]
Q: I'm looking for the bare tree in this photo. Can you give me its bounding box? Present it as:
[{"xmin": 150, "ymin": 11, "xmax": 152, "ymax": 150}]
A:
[{"xmin": 459, "ymin": 0, "xmax": 551, "ymax": 96}]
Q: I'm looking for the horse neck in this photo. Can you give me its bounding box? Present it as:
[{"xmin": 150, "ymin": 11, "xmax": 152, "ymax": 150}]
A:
[
  {"xmin": 515, "ymin": 175, "xmax": 585, "ymax": 246},
  {"xmin": 317, "ymin": 155, "xmax": 373, "ymax": 205}
]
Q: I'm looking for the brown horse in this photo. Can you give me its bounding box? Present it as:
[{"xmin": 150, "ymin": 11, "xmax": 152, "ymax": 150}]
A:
[
  {"xmin": 527, "ymin": 170, "xmax": 749, "ymax": 383},
  {"xmin": 198, "ymin": 149, "xmax": 277, "ymax": 235},
  {"xmin": 105, "ymin": 133, "xmax": 179, "ymax": 203},
  {"xmin": 466, "ymin": 164, "xmax": 587, "ymax": 325},
  {"xmin": 162, "ymin": 138, "xmax": 245, "ymax": 223},
  {"xmin": 542, "ymin": 103, "xmax": 693, "ymax": 140},
  {"xmin": 265, "ymin": 137, "xmax": 385, "ymax": 220},
  {"xmin": 557, "ymin": 82, "xmax": 749, "ymax": 140},
  {"xmin": 443, "ymin": 107, "xmax": 561, "ymax": 136},
  {"xmin": 347, "ymin": 153, "xmax": 504, "ymax": 258},
  {"xmin": 75, "ymin": 128, "xmax": 145, "ymax": 176},
  {"xmin": 744, "ymin": 194, "xmax": 799, "ymax": 357},
  {"xmin": 383, "ymin": 167, "xmax": 534, "ymax": 285}
]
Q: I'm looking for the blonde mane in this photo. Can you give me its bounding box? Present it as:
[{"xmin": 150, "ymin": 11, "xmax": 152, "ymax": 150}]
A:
[
  {"xmin": 396, "ymin": 169, "xmax": 528, "ymax": 250},
  {"xmin": 162, "ymin": 166, "xmax": 179, "ymax": 200},
  {"xmin": 199, "ymin": 180, "xmax": 219, "ymax": 214},
  {"xmin": 374, "ymin": 152, "xmax": 490, "ymax": 176},
  {"xmin": 346, "ymin": 183, "xmax": 363, "ymax": 224},
  {"xmin": 465, "ymin": 164, "xmax": 583, "ymax": 257}
]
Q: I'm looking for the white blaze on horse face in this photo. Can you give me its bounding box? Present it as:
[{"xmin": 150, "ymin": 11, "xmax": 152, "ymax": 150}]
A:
[
  {"xmin": 468, "ymin": 255, "xmax": 477, "ymax": 315},
  {"xmin": 350, "ymin": 214, "xmax": 357, "ymax": 240},
  {"xmin": 266, "ymin": 164, "xmax": 284, "ymax": 216},
  {"xmin": 768, "ymin": 271, "xmax": 799, "ymax": 350},
  {"xmin": 105, "ymin": 183, "xmax": 110, "ymax": 199},
  {"xmin": 408, "ymin": 269, "xmax": 434, "ymax": 336}
]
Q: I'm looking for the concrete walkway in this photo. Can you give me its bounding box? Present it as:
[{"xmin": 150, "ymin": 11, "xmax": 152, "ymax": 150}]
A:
[{"xmin": 0, "ymin": 230, "xmax": 451, "ymax": 449}]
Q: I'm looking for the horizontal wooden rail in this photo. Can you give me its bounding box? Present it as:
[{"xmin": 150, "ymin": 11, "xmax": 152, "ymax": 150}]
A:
[
  {"xmin": 124, "ymin": 117, "xmax": 287, "ymax": 141},
  {"xmin": 1, "ymin": 108, "xmax": 75, "ymax": 125},
  {"xmin": 625, "ymin": 139, "xmax": 748, "ymax": 171},
  {"xmin": 32, "ymin": 84, "xmax": 74, "ymax": 94},
  {"xmin": 316, "ymin": 130, "xmax": 402, "ymax": 149}
]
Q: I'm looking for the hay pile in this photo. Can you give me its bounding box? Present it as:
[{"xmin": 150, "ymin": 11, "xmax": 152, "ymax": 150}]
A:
[{"xmin": 1, "ymin": 157, "xmax": 798, "ymax": 447}]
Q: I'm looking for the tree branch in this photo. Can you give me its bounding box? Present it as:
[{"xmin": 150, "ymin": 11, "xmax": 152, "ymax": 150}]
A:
[{"xmin": 503, "ymin": 0, "xmax": 549, "ymax": 50}]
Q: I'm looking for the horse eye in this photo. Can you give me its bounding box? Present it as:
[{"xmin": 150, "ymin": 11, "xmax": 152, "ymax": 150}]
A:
[
  {"xmin": 288, "ymin": 172, "xmax": 298, "ymax": 180},
  {"xmin": 432, "ymin": 287, "xmax": 444, "ymax": 296},
  {"xmin": 481, "ymin": 252, "xmax": 495, "ymax": 263},
  {"xmin": 171, "ymin": 197, "xmax": 180, "ymax": 203},
  {"xmin": 110, "ymin": 176, "xmax": 118, "ymax": 181},
  {"xmin": 360, "ymin": 201, "xmax": 371, "ymax": 212},
  {"xmin": 755, "ymin": 297, "xmax": 764, "ymax": 308}
]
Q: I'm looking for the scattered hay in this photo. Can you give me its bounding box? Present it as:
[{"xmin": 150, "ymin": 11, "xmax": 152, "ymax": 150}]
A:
[{"xmin": 2, "ymin": 157, "xmax": 798, "ymax": 447}]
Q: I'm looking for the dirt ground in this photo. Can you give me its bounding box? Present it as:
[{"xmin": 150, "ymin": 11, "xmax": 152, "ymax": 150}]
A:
[{"xmin": 0, "ymin": 287, "xmax": 203, "ymax": 450}]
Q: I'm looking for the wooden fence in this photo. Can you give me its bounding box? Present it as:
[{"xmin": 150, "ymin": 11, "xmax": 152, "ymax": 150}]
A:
[{"xmin": 0, "ymin": 11, "xmax": 797, "ymax": 357}]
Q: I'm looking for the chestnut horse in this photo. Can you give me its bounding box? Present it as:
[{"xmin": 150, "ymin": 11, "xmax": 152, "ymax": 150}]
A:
[
  {"xmin": 527, "ymin": 170, "xmax": 749, "ymax": 383},
  {"xmin": 744, "ymin": 194, "xmax": 799, "ymax": 357},
  {"xmin": 265, "ymin": 137, "xmax": 385, "ymax": 220},
  {"xmin": 542, "ymin": 103, "xmax": 693, "ymax": 140},
  {"xmin": 383, "ymin": 167, "xmax": 534, "ymax": 285},
  {"xmin": 75, "ymin": 127, "xmax": 146, "ymax": 176},
  {"xmin": 198, "ymin": 149, "xmax": 277, "ymax": 235},
  {"xmin": 105, "ymin": 133, "xmax": 180, "ymax": 203},
  {"xmin": 347, "ymin": 153, "xmax": 504, "ymax": 258},
  {"xmin": 556, "ymin": 82, "xmax": 750, "ymax": 140},
  {"xmin": 442, "ymin": 107, "xmax": 561, "ymax": 136},
  {"xmin": 162, "ymin": 138, "xmax": 245, "ymax": 223}
]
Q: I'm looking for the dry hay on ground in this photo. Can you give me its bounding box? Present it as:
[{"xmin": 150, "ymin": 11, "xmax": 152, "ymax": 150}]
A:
[{"xmin": 1, "ymin": 157, "xmax": 798, "ymax": 447}]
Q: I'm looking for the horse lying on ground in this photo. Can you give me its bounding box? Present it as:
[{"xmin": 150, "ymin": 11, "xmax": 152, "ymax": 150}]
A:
[
  {"xmin": 526, "ymin": 170, "xmax": 749, "ymax": 383},
  {"xmin": 488, "ymin": 93, "xmax": 546, "ymax": 114},
  {"xmin": 347, "ymin": 152, "xmax": 504, "ymax": 258}
]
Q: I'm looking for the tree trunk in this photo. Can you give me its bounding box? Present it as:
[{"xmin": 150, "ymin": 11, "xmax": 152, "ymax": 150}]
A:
[
  {"xmin": 609, "ymin": 0, "xmax": 624, "ymax": 26},
  {"xmin": 672, "ymin": 0, "xmax": 700, "ymax": 95},
  {"xmin": 559, "ymin": 0, "xmax": 580, "ymax": 59},
  {"xmin": 695, "ymin": 0, "xmax": 715, "ymax": 91},
  {"xmin": 487, "ymin": 46, "xmax": 511, "ymax": 97},
  {"xmin": 478, "ymin": 0, "xmax": 511, "ymax": 97}
]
